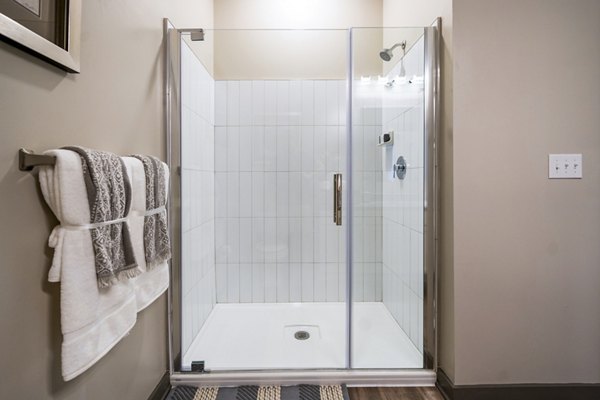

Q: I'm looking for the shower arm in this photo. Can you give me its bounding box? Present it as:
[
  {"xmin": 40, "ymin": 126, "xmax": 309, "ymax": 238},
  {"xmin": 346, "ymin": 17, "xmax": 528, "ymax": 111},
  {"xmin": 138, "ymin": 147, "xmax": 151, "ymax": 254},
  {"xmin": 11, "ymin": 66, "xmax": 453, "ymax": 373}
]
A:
[{"xmin": 390, "ymin": 41, "xmax": 407, "ymax": 55}]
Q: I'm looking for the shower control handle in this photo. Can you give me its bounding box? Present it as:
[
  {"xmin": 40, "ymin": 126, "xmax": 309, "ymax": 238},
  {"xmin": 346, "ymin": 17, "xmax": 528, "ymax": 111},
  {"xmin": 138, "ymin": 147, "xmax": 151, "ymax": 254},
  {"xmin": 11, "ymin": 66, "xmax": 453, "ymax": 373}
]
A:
[
  {"xmin": 394, "ymin": 156, "xmax": 407, "ymax": 180},
  {"xmin": 333, "ymin": 173, "xmax": 342, "ymax": 226}
]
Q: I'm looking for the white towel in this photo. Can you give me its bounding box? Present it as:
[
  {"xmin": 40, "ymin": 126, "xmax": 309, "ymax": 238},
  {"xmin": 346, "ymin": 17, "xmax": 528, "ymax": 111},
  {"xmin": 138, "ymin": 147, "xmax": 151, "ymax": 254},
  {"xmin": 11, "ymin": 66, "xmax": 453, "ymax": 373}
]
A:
[
  {"xmin": 122, "ymin": 157, "xmax": 170, "ymax": 311},
  {"xmin": 39, "ymin": 149, "xmax": 138, "ymax": 381}
]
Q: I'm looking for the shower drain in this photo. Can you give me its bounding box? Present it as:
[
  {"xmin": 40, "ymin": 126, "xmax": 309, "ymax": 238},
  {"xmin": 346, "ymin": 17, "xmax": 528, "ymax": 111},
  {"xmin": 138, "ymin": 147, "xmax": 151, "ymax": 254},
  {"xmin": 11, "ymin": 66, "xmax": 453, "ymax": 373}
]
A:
[{"xmin": 294, "ymin": 330, "xmax": 310, "ymax": 340}]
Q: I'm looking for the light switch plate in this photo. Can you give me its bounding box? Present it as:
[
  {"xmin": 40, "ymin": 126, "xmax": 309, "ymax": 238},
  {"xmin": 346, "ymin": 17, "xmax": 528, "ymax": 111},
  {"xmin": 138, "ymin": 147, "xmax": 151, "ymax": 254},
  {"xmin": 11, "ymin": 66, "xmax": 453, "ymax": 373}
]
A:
[{"xmin": 548, "ymin": 154, "xmax": 582, "ymax": 179}]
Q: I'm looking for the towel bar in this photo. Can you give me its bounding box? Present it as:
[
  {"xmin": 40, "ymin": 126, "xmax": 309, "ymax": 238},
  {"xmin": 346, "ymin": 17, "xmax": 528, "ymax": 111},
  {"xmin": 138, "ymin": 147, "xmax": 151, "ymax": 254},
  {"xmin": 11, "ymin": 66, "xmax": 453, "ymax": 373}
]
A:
[{"xmin": 18, "ymin": 148, "xmax": 56, "ymax": 171}]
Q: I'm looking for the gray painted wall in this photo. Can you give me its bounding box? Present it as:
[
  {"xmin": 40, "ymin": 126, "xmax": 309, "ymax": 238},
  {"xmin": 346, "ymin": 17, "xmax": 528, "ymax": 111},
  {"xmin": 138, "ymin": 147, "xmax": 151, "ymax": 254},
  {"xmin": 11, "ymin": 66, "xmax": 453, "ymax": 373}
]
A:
[
  {"xmin": 0, "ymin": 0, "xmax": 212, "ymax": 398},
  {"xmin": 453, "ymin": 0, "xmax": 600, "ymax": 385}
]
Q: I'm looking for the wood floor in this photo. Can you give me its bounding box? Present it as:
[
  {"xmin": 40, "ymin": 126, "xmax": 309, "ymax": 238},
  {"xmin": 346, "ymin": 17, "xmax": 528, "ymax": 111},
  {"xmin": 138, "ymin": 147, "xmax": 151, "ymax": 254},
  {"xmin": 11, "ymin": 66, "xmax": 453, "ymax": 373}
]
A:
[{"xmin": 348, "ymin": 387, "xmax": 444, "ymax": 400}]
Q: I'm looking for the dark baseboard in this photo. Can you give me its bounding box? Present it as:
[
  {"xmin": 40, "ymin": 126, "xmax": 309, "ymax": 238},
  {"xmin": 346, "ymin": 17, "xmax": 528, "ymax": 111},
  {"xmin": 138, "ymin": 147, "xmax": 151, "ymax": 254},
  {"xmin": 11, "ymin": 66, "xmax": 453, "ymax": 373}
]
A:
[
  {"xmin": 436, "ymin": 368, "xmax": 600, "ymax": 400},
  {"xmin": 147, "ymin": 371, "xmax": 171, "ymax": 400}
]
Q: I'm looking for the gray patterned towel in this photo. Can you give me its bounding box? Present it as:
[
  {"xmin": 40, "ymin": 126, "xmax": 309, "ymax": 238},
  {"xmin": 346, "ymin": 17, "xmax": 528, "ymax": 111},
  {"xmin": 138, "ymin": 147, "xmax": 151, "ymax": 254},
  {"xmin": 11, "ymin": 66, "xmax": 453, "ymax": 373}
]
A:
[
  {"xmin": 64, "ymin": 146, "xmax": 139, "ymax": 288},
  {"xmin": 131, "ymin": 154, "xmax": 172, "ymax": 269}
]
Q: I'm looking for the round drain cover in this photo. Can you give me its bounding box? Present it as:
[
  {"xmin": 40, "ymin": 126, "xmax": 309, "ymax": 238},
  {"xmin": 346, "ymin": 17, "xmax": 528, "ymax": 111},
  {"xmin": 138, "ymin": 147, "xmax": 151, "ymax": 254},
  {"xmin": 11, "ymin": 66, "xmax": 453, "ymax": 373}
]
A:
[{"xmin": 294, "ymin": 330, "xmax": 310, "ymax": 340}]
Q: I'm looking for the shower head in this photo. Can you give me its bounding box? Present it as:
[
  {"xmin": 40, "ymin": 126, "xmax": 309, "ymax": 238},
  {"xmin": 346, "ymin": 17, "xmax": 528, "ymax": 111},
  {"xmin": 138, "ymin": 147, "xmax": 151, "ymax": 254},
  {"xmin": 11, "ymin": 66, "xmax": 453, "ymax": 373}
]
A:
[
  {"xmin": 379, "ymin": 49, "xmax": 393, "ymax": 62},
  {"xmin": 379, "ymin": 41, "xmax": 407, "ymax": 62}
]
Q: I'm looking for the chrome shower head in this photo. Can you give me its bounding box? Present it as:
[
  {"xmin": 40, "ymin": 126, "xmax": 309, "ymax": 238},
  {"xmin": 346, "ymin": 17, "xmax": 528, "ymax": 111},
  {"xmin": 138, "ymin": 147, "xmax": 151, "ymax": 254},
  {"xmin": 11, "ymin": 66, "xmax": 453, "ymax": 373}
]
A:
[
  {"xmin": 379, "ymin": 41, "xmax": 406, "ymax": 62},
  {"xmin": 379, "ymin": 49, "xmax": 393, "ymax": 62}
]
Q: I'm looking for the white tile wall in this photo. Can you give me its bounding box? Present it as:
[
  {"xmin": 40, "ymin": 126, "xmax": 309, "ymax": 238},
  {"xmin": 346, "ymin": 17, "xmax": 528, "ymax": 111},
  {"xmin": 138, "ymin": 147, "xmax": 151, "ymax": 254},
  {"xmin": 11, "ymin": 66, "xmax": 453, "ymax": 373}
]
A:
[
  {"xmin": 351, "ymin": 79, "xmax": 384, "ymax": 303},
  {"xmin": 380, "ymin": 36, "xmax": 425, "ymax": 353},
  {"xmin": 215, "ymin": 80, "xmax": 350, "ymax": 303},
  {"xmin": 180, "ymin": 41, "xmax": 216, "ymax": 355}
]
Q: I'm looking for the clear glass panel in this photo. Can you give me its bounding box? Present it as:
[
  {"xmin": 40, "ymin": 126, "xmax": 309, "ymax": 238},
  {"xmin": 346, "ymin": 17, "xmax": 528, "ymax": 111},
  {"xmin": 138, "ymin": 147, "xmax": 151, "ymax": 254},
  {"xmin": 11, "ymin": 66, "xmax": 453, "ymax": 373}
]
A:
[
  {"xmin": 179, "ymin": 29, "xmax": 348, "ymax": 371},
  {"xmin": 350, "ymin": 27, "xmax": 425, "ymax": 369}
]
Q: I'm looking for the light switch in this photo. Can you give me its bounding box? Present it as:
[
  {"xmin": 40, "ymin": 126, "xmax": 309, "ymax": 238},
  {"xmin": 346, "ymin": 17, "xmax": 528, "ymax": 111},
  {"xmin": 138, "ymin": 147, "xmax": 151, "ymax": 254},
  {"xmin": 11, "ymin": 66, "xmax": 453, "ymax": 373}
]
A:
[{"xmin": 548, "ymin": 154, "xmax": 582, "ymax": 179}]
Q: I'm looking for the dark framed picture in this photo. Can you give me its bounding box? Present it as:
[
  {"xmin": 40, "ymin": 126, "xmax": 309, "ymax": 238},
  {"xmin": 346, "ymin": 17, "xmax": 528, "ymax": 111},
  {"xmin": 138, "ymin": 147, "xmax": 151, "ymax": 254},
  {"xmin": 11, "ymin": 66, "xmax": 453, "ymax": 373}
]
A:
[{"xmin": 0, "ymin": 0, "xmax": 81, "ymax": 73}]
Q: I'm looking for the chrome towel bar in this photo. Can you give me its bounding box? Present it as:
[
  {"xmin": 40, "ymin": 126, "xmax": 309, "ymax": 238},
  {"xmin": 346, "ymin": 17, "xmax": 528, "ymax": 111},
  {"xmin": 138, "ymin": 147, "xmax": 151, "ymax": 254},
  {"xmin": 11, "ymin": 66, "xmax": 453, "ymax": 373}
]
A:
[{"xmin": 18, "ymin": 148, "xmax": 56, "ymax": 171}]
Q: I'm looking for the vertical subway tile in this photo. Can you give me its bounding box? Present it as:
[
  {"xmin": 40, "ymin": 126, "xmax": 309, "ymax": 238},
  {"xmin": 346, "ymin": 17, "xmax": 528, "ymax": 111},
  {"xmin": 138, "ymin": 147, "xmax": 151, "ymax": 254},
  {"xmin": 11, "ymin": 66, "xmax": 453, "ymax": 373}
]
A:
[
  {"xmin": 276, "ymin": 81, "xmax": 290, "ymax": 126},
  {"xmin": 264, "ymin": 126, "xmax": 277, "ymax": 171},
  {"xmin": 289, "ymin": 80, "xmax": 302, "ymax": 125},
  {"xmin": 251, "ymin": 126, "xmax": 265, "ymax": 171},
  {"xmin": 239, "ymin": 263, "xmax": 252, "ymax": 303},
  {"xmin": 301, "ymin": 80, "xmax": 315, "ymax": 125},
  {"xmin": 289, "ymin": 172, "xmax": 302, "ymax": 217},
  {"xmin": 226, "ymin": 81, "xmax": 239, "ymax": 126},
  {"xmin": 276, "ymin": 172, "xmax": 289, "ymax": 217},
  {"xmin": 301, "ymin": 217, "xmax": 314, "ymax": 263},
  {"xmin": 276, "ymin": 218, "xmax": 289, "ymax": 263},
  {"xmin": 239, "ymin": 218, "xmax": 252, "ymax": 263},
  {"xmin": 239, "ymin": 126, "xmax": 253, "ymax": 171},
  {"xmin": 289, "ymin": 263, "xmax": 302, "ymax": 302},
  {"xmin": 264, "ymin": 264, "xmax": 277, "ymax": 302},
  {"xmin": 314, "ymin": 80, "xmax": 327, "ymax": 125},
  {"xmin": 289, "ymin": 126, "xmax": 302, "ymax": 172},
  {"xmin": 215, "ymin": 81, "xmax": 227, "ymax": 126},
  {"xmin": 226, "ymin": 126, "xmax": 240, "ymax": 171},
  {"xmin": 326, "ymin": 125, "xmax": 339, "ymax": 172},
  {"xmin": 239, "ymin": 81, "xmax": 252, "ymax": 125},
  {"xmin": 227, "ymin": 218, "xmax": 240, "ymax": 263},
  {"xmin": 251, "ymin": 80, "xmax": 265, "ymax": 126},
  {"xmin": 314, "ymin": 263, "xmax": 327, "ymax": 302},
  {"xmin": 276, "ymin": 263, "xmax": 290, "ymax": 302},
  {"xmin": 252, "ymin": 217, "xmax": 265, "ymax": 263},
  {"xmin": 326, "ymin": 262, "xmax": 339, "ymax": 302},
  {"xmin": 289, "ymin": 217, "xmax": 302, "ymax": 263},
  {"xmin": 214, "ymin": 126, "xmax": 228, "ymax": 172},
  {"xmin": 252, "ymin": 172, "xmax": 265, "ymax": 218},
  {"xmin": 326, "ymin": 80, "xmax": 339, "ymax": 126},
  {"xmin": 264, "ymin": 218, "xmax": 277, "ymax": 263},
  {"xmin": 264, "ymin": 81, "xmax": 277, "ymax": 126},
  {"xmin": 276, "ymin": 126, "xmax": 289, "ymax": 171},
  {"xmin": 264, "ymin": 172, "xmax": 277, "ymax": 217},
  {"xmin": 239, "ymin": 172, "xmax": 252, "ymax": 217},
  {"xmin": 301, "ymin": 126, "xmax": 314, "ymax": 171},
  {"xmin": 313, "ymin": 126, "xmax": 327, "ymax": 171},
  {"xmin": 252, "ymin": 263, "xmax": 265, "ymax": 302},
  {"xmin": 226, "ymin": 172, "xmax": 240, "ymax": 217},
  {"xmin": 301, "ymin": 263, "xmax": 314, "ymax": 301},
  {"xmin": 216, "ymin": 263, "xmax": 227, "ymax": 302},
  {"xmin": 227, "ymin": 263, "xmax": 240, "ymax": 302}
]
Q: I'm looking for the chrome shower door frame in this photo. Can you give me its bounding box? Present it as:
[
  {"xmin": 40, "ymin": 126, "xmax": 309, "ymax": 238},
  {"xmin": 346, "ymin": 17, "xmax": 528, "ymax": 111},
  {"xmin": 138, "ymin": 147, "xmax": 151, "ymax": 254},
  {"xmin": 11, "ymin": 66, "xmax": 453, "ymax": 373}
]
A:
[{"xmin": 164, "ymin": 18, "xmax": 441, "ymax": 386}]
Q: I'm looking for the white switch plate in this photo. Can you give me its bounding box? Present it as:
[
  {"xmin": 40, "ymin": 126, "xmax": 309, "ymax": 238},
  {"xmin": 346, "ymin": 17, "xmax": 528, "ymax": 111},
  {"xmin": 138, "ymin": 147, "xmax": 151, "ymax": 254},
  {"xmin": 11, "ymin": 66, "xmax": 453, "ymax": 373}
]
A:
[{"xmin": 548, "ymin": 154, "xmax": 583, "ymax": 179}]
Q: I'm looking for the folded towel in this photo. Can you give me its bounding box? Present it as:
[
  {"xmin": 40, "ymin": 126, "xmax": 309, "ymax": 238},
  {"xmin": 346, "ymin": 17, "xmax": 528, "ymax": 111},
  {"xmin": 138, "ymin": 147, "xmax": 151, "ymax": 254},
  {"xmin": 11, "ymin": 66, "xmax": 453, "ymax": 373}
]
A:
[
  {"xmin": 123, "ymin": 156, "xmax": 171, "ymax": 311},
  {"xmin": 39, "ymin": 149, "xmax": 137, "ymax": 381},
  {"xmin": 130, "ymin": 154, "xmax": 172, "ymax": 269},
  {"xmin": 63, "ymin": 146, "xmax": 140, "ymax": 288}
]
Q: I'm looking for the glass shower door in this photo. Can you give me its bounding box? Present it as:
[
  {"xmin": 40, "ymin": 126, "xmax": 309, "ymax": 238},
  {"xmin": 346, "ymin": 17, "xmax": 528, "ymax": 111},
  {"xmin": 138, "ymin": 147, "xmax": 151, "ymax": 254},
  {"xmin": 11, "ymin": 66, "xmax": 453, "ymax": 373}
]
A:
[
  {"xmin": 175, "ymin": 27, "xmax": 350, "ymax": 372},
  {"xmin": 349, "ymin": 26, "xmax": 436, "ymax": 369}
]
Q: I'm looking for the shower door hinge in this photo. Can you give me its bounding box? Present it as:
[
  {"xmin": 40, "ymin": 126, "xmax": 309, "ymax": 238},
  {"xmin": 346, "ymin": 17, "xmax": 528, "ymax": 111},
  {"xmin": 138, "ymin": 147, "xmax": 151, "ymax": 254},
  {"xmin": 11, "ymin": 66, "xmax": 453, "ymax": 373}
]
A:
[{"xmin": 191, "ymin": 361, "xmax": 208, "ymax": 373}]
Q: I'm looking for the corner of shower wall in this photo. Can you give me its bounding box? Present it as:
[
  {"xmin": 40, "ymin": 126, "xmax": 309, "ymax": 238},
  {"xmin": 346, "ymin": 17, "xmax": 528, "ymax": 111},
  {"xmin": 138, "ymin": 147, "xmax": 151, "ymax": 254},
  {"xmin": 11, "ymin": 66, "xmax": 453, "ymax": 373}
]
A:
[{"xmin": 180, "ymin": 39, "xmax": 217, "ymax": 357}]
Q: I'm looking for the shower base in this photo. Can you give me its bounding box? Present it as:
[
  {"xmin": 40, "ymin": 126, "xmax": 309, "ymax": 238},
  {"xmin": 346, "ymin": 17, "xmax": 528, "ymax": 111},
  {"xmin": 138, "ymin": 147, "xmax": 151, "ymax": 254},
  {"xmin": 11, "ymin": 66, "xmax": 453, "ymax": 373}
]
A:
[{"xmin": 182, "ymin": 302, "xmax": 422, "ymax": 371}]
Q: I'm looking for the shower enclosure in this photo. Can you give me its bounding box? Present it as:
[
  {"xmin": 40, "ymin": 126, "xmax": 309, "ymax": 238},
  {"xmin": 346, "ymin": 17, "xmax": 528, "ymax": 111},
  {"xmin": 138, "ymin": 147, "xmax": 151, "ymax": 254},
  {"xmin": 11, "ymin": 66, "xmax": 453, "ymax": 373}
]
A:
[{"xmin": 165, "ymin": 18, "xmax": 439, "ymax": 385}]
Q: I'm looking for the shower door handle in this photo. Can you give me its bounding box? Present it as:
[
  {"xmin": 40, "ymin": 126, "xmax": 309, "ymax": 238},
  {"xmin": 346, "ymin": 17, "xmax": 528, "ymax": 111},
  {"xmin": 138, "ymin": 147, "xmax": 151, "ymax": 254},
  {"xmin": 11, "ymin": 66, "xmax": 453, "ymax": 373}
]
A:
[{"xmin": 333, "ymin": 173, "xmax": 342, "ymax": 226}]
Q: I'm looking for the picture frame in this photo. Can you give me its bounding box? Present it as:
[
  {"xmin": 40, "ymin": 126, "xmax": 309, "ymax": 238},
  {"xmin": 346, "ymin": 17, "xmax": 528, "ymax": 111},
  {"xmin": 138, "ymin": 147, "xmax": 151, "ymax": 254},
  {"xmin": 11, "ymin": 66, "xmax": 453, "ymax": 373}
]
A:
[{"xmin": 0, "ymin": 0, "xmax": 81, "ymax": 73}]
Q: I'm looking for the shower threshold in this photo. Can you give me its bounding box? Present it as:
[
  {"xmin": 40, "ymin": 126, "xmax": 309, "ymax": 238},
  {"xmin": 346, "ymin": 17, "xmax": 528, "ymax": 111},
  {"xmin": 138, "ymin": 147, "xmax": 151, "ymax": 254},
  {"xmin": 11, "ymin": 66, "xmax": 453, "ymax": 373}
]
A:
[{"xmin": 177, "ymin": 302, "xmax": 433, "ymax": 386}]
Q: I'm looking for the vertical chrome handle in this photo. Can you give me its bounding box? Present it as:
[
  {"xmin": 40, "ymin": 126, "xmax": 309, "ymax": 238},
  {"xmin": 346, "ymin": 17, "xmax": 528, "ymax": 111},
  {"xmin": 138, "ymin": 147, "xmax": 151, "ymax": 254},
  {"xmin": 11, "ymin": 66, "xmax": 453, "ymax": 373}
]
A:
[{"xmin": 333, "ymin": 173, "xmax": 342, "ymax": 226}]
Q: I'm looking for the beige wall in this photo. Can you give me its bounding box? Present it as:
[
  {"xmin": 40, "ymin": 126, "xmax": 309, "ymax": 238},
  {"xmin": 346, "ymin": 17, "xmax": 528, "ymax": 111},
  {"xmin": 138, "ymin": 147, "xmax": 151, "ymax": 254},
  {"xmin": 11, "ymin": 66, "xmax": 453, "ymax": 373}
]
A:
[
  {"xmin": 211, "ymin": 0, "xmax": 383, "ymax": 79},
  {"xmin": 383, "ymin": 0, "xmax": 455, "ymax": 381},
  {"xmin": 453, "ymin": 0, "xmax": 600, "ymax": 385},
  {"xmin": 0, "ymin": 0, "xmax": 212, "ymax": 398}
]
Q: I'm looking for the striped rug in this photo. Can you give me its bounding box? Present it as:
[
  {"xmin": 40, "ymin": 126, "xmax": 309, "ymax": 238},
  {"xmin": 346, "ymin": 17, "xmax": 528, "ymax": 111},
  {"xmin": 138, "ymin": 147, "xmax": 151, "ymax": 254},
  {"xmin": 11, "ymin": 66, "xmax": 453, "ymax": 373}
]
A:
[{"xmin": 166, "ymin": 385, "xmax": 349, "ymax": 400}]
